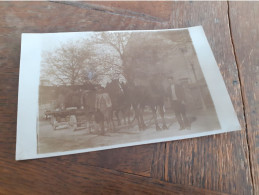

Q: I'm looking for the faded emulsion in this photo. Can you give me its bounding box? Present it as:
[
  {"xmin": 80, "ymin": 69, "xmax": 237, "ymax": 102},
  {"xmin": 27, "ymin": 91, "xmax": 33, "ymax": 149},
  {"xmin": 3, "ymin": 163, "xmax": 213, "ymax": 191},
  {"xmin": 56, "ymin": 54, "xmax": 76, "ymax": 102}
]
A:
[{"xmin": 37, "ymin": 29, "xmax": 221, "ymax": 154}]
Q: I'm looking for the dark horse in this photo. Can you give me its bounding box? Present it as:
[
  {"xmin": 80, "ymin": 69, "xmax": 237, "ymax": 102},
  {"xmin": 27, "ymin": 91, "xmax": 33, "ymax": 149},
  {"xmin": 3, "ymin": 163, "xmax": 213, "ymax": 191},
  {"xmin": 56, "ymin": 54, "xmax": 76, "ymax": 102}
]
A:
[
  {"xmin": 123, "ymin": 75, "xmax": 168, "ymax": 131},
  {"xmin": 105, "ymin": 79, "xmax": 131, "ymax": 127}
]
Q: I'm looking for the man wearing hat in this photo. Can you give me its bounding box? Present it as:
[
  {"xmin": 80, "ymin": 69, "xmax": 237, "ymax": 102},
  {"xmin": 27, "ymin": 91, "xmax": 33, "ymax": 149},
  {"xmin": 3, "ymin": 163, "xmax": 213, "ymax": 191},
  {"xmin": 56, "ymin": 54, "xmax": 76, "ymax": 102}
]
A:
[{"xmin": 167, "ymin": 76, "xmax": 190, "ymax": 130}]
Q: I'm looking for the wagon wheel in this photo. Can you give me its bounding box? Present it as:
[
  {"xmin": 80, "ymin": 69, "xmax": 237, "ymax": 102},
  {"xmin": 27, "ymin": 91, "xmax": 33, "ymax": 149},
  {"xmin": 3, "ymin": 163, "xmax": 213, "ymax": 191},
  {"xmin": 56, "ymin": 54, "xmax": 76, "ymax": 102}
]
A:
[
  {"xmin": 51, "ymin": 115, "xmax": 57, "ymax": 130},
  {"xmin": 69, "ymin": 115, "xmax": 77, "ymax": 131}
]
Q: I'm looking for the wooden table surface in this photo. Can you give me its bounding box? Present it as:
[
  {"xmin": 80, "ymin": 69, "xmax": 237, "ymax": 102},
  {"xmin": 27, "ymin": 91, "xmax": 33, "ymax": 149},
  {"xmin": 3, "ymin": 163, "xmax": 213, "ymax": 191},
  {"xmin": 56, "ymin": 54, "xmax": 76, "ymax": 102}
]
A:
[{"xmin": 0, "ymin": 1, "xmax": 258, "ymax": 194}]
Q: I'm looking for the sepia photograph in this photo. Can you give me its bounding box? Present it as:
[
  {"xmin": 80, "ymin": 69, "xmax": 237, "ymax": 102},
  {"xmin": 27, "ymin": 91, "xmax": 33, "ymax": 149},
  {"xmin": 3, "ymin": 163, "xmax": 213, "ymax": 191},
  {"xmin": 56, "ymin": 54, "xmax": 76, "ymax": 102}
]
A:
[
  {"xmin": 37, "ymin": 28, "xmax": 221, "ymax": 154},
  {"xmin": 16, "ymin": 26, "xmax": 241, "ymax": 160}
]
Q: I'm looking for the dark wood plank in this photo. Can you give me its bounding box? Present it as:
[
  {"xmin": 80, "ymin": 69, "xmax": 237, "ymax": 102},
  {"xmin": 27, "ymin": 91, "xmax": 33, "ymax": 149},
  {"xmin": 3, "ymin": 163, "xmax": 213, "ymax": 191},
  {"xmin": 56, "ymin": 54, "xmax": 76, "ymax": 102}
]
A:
[
  {"xmin": 229, "ymin": 1, "xmax": 259, "ymax": 194},
  {"xmin": 73, "ymin": 144, "xmax": 154, "ymax": 177},
  {"xmin": 161, "ymin": 2, "xmax": 253, "ymax": 194},
  {"xmin": 74, "ymin": 1, "xmax": 173, "ymax": 21},
  {"xmin": 0, "ymin": 159, "xmax": 227, "ymax": 195},
  {"xmin": 151, "ymin": 142, "xmax": 166, "ymax": 180}
]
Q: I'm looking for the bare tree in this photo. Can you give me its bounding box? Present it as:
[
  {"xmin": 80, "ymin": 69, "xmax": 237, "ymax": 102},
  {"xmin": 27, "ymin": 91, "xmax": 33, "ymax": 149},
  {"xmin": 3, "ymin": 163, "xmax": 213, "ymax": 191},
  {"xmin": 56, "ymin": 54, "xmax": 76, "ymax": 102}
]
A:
[
  {"xmin": 91, "ymin": 32, "xmax": 132, "ymax": 83},
  {"xmin": 41, "ymin": 40, "xmax": 93, "ymax": 86}
]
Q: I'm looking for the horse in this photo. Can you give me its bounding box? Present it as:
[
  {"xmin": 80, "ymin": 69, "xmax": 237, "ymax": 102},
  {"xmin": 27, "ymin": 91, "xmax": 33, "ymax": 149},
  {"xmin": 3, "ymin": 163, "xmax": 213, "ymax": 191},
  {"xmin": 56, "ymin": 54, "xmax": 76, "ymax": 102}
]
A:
[
  {"xmin": 123, "ymin": 75, "xmax": 168, "ymax": 131},
  {"xmin": 105, "ymin": 79, "xmax": 131, "ymax": 127}
]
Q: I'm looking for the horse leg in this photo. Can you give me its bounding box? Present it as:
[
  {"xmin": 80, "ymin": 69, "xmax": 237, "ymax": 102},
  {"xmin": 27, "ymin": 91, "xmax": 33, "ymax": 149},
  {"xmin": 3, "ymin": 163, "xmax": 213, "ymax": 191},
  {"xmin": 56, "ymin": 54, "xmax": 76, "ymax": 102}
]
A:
[
  {"xmin": 120, "ymin": 109, "xmax": 125, "ymax": 125},
  {"xmin": 129, "ymin": 105, "xmax": 136, "ymax": 125},
  {"xmin": 139, "ymin": 105, "xmax": 146, "ymax": 130},
  {"xmin": 87, "ymin": 114, "xmax": 91, "ymax": 133},
  {"xmin": 110, "ymin": 109, "xmax": 115, "ymax": 132},
  {"xmin": 105, "ymin": 111, "xmax": 111, "ymax": 133},
  {"xmin": 122, "ymin": 107, "xmax": 129, "ymax": 126},
  {"xmin": 134, "ymin": 106, "xmax": 142, "ymax": 130},
  {"xmin": 115, "ymin": 110, "xmax": 121, "ymax": 126},
  {"xmin": 101, "ymin": 120, "xmax": 105, "ymax": 135},
  {"xmin": 100, "ymin": 111, "xmax": 106, "ymax": 135},
  {"xmin": 151, "ymin": 106, "xmax": 161, "ymax": 131},
  {"xmin": 91, "ymin": 113, "xmax": 96, "ymax": 134},
  {"xmin": 159, "ymin": 105, "xmax": 168, "ymax": 130},
  {"xmin": 126, "ymin": 107, "xmax": 131, "ymax": 127},
  {"xmin": 123, "ymin": 110, "xmax": 127, "ymax": 125},
  {"xmin": 110, "ymin": 114, "xmax": 115, "ymax": 132},
  {"xmin": 89, "ymin": 116, "xmax": 93, "ymax": 133}
]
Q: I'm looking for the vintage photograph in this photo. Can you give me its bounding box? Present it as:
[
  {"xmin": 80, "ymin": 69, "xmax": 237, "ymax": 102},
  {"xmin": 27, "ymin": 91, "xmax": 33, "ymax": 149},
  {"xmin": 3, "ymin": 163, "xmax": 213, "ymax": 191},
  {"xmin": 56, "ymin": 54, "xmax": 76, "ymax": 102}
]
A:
[{"xmin": 37, "ymin": 29, "xmax": 221, "ymax": 154}]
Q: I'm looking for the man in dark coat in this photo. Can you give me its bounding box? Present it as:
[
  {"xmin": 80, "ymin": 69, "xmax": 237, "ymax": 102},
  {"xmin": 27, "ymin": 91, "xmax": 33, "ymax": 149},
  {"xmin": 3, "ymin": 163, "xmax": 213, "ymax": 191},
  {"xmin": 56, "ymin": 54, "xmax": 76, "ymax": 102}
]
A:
[{"xmin": 168, "ymin": 77, "xmax": 190, "ymax": 130}]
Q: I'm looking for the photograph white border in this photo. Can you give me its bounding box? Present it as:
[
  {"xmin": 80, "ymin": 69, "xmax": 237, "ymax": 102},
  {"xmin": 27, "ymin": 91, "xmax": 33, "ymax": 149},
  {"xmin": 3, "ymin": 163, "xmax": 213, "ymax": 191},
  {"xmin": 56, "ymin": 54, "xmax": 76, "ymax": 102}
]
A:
[{"xmin": 16, "ymin": 26, "xmax": 241, "ymax": 160}]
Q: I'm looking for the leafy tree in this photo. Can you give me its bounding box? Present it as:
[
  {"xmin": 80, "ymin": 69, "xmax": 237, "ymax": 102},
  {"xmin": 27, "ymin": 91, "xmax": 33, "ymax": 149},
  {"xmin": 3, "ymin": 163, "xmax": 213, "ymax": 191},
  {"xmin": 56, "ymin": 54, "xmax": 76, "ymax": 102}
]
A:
[{"xmin": 41, "ymin": 40, "xmax": 93, "ymax": 86}]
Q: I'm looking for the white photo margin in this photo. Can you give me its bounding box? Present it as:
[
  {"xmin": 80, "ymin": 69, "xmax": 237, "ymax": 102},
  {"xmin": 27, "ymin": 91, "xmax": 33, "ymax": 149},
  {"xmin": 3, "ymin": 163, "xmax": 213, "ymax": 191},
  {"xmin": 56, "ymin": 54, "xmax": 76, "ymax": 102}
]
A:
[{"xmin": 16, "ymin": 26, "xmax": 241, "ymax": 160}]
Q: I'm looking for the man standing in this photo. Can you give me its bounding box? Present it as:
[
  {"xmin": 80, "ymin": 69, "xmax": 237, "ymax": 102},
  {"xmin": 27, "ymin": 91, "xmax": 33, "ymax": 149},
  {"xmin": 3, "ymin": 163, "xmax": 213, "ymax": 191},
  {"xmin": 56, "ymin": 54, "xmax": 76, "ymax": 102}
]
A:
[
  {"xmin": 95, "ymin": 86, "xmax": 114, "ymax": 134},
  {"xmin": 168, "ymin": 77, "xmax": 190, "ymax": 130}
]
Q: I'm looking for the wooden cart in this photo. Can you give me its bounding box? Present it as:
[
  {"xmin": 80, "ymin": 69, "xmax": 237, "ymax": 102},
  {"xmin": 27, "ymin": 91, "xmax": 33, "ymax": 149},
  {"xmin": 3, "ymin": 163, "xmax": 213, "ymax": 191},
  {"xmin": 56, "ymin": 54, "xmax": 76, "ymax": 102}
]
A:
[{"xmin": 47, "ymin": 108, "xmax": 87, "ymax": 131}]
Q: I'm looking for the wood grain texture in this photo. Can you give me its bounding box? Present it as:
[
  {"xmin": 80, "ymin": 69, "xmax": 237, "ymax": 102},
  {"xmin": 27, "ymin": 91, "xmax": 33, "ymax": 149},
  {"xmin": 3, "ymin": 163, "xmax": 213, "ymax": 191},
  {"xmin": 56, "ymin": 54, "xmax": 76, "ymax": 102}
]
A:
[
  {"xmin": 79, "ymin": 1, "xmax": 173, "ymax": 21},
  {"xmin": 229, "ymin": 1, "xmax": 259, "ymax": 194},
  {"xmin": 162, "ymin": 2, "xmax": 253, "ymax": 194},
  {"xmin": 0, "ymin": 1, "xmax": 255, "ymax": 194},
  {"xmin": 0, "ymin": 159, "xmax": 227, "ymax": 195}
]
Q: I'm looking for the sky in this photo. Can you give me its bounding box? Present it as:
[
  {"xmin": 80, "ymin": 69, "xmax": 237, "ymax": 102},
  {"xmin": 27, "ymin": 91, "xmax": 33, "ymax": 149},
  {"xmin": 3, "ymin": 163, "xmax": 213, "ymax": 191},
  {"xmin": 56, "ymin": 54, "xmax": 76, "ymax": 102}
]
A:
[{"xmin": 41, "ymin": 31, "xmax": 94, "ymax": 52}]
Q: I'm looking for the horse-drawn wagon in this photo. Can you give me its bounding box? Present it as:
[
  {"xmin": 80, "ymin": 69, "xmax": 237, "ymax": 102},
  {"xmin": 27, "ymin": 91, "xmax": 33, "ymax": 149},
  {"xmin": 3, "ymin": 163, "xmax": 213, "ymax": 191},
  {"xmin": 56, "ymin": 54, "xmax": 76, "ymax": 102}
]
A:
[{"xmin": 46, "ymin": 108, "xmax": 88, "ymax": 131}]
